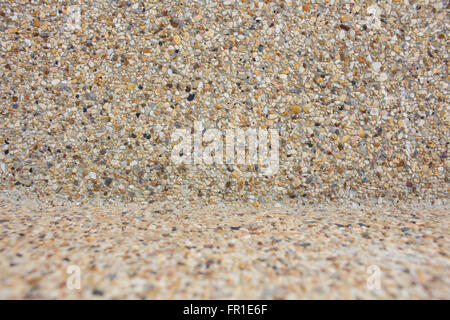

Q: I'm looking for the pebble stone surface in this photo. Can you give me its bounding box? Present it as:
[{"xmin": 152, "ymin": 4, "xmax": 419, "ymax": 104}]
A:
[
  {"xmin": 0, "ymin": 196, "xmax": 449, "ymax": 299},
  {"xmin": 0, "ymin": 0, "xmax": 449, "ymax": 300},
  {"xmin": 0, "ymin": 0, "xmax": 448, "ymax": 204}
]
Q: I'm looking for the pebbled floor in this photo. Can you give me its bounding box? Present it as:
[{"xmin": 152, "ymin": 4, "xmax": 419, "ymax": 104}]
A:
[{"xmin": 0, "ymin": 197, "xmax": 448, "ymax": 299}]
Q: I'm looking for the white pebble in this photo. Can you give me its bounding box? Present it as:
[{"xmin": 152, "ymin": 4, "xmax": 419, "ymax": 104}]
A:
[{"xmin": 372, "ymin": 62, "xmax": 382, "ymax": 72}]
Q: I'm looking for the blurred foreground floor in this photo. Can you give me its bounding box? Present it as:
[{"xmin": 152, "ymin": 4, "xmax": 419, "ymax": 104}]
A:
[{"xmin": 0, "ymin": 197, "xmax": 448, "ymax": 299}]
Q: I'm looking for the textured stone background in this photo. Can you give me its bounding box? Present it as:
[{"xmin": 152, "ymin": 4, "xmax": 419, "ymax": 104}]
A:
[
  {"xmin": 0, "ymin": 1, "xmax": 448, "ymax": 204},
  {"xmin": 0, "ymin": 196, "xmax": 448, "ymax": 299}
]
